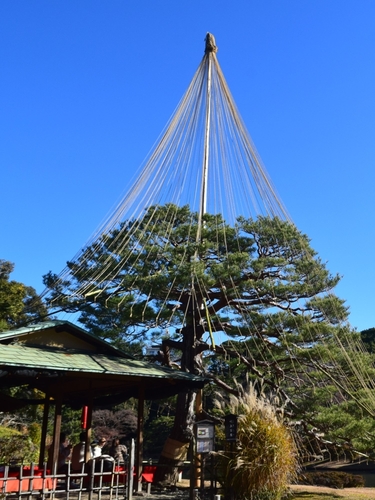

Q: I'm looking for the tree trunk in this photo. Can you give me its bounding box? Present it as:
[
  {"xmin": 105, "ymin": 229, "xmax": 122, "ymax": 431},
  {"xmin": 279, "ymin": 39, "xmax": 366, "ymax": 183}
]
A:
[
  {"xmin": 155, "ymin": 299, "xmax": 203, "ymax": 484},
  {"xmin": 154, "ymin": 389, "xmax": 197, "ymax": 483}
]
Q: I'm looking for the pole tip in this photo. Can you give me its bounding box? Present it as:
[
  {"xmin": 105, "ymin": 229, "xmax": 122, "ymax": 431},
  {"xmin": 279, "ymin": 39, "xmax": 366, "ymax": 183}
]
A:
[{"xmin": 205, "ymin": 33, "xmax": 218, "ymax": 54}]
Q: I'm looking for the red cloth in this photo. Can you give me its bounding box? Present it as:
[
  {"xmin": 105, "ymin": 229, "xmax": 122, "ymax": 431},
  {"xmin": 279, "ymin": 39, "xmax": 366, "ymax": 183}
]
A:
[
  {"xmin": 0, "ymin": 467, "xmax": 54, "ymax": 492},
  {"xmin": 0, "ymin": 477, "xmax": 54, "ymax": 492},
  {"xmin": 141, "ymin": 465, "xmax": 157, "ymax": 483}
]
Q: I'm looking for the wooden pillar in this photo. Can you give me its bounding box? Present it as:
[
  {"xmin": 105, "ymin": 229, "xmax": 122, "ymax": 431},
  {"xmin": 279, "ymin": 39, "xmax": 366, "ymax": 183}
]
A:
[
  {"xmin": 39, "ymin": 392, "xmax": 50, "ymax": 468},
  {"xmin": 84, "ymin": 395, "xmax": 94, "ymax": 462},
  {"xmin": 136, "ymin": 385, "xmax": 145, "ymax": 492},
  {"xmin": 195, "ymin": 389, "xmax": 202, "ymax": 488},
  {"xmin": 50, "ymin": 393, "xmax": 62, "ymax": 472},
  {"xmin": 127, "ymin": 439, "xmax": 135, "ymax": 500}
]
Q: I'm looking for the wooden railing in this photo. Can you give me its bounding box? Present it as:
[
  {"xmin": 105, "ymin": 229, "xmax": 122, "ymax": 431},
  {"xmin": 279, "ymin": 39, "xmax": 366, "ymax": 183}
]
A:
[{"xmin": 0, "ymin": 460, "xmax": 128, "ymax": 499}]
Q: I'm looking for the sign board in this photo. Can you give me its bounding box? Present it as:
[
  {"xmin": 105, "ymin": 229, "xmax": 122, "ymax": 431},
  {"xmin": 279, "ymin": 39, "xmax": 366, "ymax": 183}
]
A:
[
  {"xmin": 224, "ymin": 414, "xmax": 238, "ymax": 442},
  {"xmin": 196, "ymin": 420, "xmax": 215, "ymax": 453},
  {"xmin": 144, "ymin": 347, "xmax": 160, "ymax": 357}
]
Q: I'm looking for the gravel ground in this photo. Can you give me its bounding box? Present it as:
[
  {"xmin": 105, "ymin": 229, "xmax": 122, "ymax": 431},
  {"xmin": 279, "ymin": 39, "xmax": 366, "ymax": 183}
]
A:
[
  {"xmin": 52, "ymin": 484, "xmax": 375, "ymax": 500},
  {"xmin": 133, "ymin": 490, "xmax": 189, "ymax": 499},
  {"xmin": 56, "ymin": 489, "xmax": 191, "ymax": 500},
  {"xmin": 60, "ymin": 485, "xmax": 192, "ymax": 499}
]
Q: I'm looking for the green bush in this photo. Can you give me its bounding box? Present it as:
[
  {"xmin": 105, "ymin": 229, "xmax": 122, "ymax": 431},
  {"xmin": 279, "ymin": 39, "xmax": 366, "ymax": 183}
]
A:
[
  {"xmin": 28, "ymin": 423, "xmax": 41, "ymax": 446},
  {"xmin": 299, "ymin": 471, "xmax": 365, "ymax": 488},
  {"xmin": 0, "ymin": 426, "xmax": 39, "ymax": 464},
  {"xmin": 0, "ymin": 426, "xmax": 19, "ymax": 439},
  {"xmin": 144, "ymin": 416, "xmax": 174, "ymax": 459}
]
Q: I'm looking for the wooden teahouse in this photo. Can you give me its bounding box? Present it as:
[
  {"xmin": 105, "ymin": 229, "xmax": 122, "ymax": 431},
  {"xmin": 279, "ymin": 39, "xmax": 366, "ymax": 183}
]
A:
[{"xmin": 0, "ymin": 320, "xmax": 206, "ymax": 489}]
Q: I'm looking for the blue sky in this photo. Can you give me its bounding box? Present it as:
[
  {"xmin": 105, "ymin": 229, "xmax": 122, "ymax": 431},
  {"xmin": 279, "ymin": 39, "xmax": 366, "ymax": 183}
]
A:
[{"xmin": 1, "ymin": 1, "xmax": 375, "ymax": 331}]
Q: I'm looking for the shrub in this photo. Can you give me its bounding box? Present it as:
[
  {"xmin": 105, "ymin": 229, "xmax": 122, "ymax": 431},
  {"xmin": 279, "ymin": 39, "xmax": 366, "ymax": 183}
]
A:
[
  {"xmin": 0, "ymin": 426, "xmax": 39, "ymax": 464},
  {"xmin": 92, "ymin": 408, "xmax": 137, "ymax": 441},
  {"xmin": 299, "ymin": 471, "xmax": 364, "ymax": 488},
  {"xmin": 215, "ymin": 386, "xmax": 298, "ymax": 500},
  {"xmin": 28, "ymin": 423, "xmax": 41, "ymax": 446},
  {"xmin": 144, "ymin": 416, "xmax": 174, "ymax": 459}
]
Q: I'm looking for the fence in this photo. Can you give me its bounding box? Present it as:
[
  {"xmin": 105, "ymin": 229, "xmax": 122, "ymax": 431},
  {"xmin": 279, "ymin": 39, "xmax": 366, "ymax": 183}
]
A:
[{"xmin": 0, "ymin": 459, "xmax": 129, "ymax": 500}]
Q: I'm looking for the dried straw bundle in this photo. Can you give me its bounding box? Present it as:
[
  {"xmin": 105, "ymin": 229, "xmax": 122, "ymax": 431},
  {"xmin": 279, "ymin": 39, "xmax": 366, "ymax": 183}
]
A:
[{"xmin": 215, "ymin": 385, "xmax": 298, "ymax": 500}]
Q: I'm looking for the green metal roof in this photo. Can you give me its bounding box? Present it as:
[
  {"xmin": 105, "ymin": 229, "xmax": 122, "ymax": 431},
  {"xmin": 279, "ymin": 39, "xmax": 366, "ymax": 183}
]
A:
[
  {"xmin": 0, "ymin": 343, "xmax": 201, "ymax": 382},
  {"xmin": 0, "ymin": 321, "xmax": 206, "ymax": 404}
]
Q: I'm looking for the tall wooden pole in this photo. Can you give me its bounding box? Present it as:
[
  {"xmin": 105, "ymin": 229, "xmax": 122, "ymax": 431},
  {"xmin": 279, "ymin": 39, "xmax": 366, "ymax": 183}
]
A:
[
  {"xmin": 192, "ymin": 33, "xmax": 218, "ymax": 497},
  {"xmin": 196, "ymin": 33, "xmax": 217, "ymax": 244},
  {"xmin": 196, "ymin": 33, "xmax": 218, "ymax": 409}
]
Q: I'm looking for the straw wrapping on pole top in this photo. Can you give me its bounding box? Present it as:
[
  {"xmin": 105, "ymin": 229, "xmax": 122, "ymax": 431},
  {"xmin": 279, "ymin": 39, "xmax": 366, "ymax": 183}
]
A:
[{"xmin": 205, "ymin": 33, "xmax": 218, "ymax": 54}]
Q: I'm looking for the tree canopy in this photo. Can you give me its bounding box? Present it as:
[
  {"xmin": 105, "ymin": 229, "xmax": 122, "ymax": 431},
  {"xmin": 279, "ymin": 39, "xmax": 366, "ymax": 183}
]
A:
[
  {"xmin": 0, "ymin": 260, "xmax": 48, "ymax": 331},
  {"xmin": 361, "ymin": 327, "xmax": 375, "ymax": 354},
  {"xmin": 44, "ymin": 204, "xmax": 347, "ymax": 352},
  {"xmin": 44, "ymin": 204, "xmax": 375, "ymax": 462}
]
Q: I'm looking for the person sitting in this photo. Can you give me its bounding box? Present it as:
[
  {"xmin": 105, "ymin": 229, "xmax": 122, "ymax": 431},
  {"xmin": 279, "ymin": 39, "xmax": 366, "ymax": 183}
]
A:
[
  {"xmin": 71, "ymin": 432, "xmax": 92, "ymax": 471},
  {"xmin": 48, "ymin": 433, "xmax": 79, "ymax": 489},
  {"xmin": 91, "ymin": 437, "xmax": 114, "ymax": 472},
  {"xmin": 92, "ymin": 437, "xmax": 107, "ymax": 458},
  {"xmin": 48, "ymin": 432, "xmax": 72, "ymax": 473},
  {"xmin": 108, "ymin": 438, "xmax": 128, "ymax": 463}
]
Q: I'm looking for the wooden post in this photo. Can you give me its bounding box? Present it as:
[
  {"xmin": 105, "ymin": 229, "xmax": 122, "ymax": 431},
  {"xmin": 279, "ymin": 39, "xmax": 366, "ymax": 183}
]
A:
[
  {"xmin": 50, "ymin": 393, "xmax": 62, "ymax": 472},
  {"xmin": 84, "ymin": 395, "xmax": 94, "ymax": 463},
  {"xmin": 195, "ymin": 389, "xmax": 202, "ymax": 488},
  {"xmin": 189, "ymin": 440, "xmax": 197, "ymax": 500},
  {"xmin": 39, "ymin": 392, "xmax": 50, "ymax": 468},
  {"xmin": 127, "ymin": 439, "xmax": 135, "ymax": 500},
  {"xmin": 136, "ymin": 385, "xmax": 145, "ymax": 492}
]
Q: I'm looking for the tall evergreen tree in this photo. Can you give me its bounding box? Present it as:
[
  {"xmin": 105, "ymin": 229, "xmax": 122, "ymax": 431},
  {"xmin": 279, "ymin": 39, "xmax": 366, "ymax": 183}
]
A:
[
  {"xmin": 0, "ymin": 260, "xmax": 48, "ymax": 330},
  {"xmin": 44, "ymin": 204, "xmax": 364, "ymax": 477}
]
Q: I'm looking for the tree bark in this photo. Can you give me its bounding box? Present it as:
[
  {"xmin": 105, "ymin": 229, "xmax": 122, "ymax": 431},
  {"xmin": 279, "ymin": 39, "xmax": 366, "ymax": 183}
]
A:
[
  {"xmin": 155, "ymin": 295, "xmax": 203, "ymax": 484},
  {"xmin": 154, "ymin": 389, "xmax": 196, "ymax": 484}
]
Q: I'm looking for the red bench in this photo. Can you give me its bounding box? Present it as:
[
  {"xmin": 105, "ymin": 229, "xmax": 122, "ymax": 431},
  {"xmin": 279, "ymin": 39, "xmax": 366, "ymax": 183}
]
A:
[
  {"xmin": 0, "ymin": 467, "xmax": 55, "ymax": 493},
  {"xmin": 141, "ymin": 465, "xmax": 157, "ymax": 493}
]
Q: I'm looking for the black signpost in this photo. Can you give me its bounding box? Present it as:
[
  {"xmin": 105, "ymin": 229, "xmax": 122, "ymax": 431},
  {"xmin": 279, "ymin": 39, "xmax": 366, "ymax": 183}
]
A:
[
  {"xmin": 224, "ymin": 414, "xmax": 238, "ymax": 500},
  {"xmin": 224, "ymin": 414, "xmax": 238, "ymax": 442}
]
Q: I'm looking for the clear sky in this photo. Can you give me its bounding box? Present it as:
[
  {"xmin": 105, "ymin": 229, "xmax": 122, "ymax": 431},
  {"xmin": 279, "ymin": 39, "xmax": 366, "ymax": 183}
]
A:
[{"xmin": 1, "ymin": 1, "xmax": 375, "ymax": 332}]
